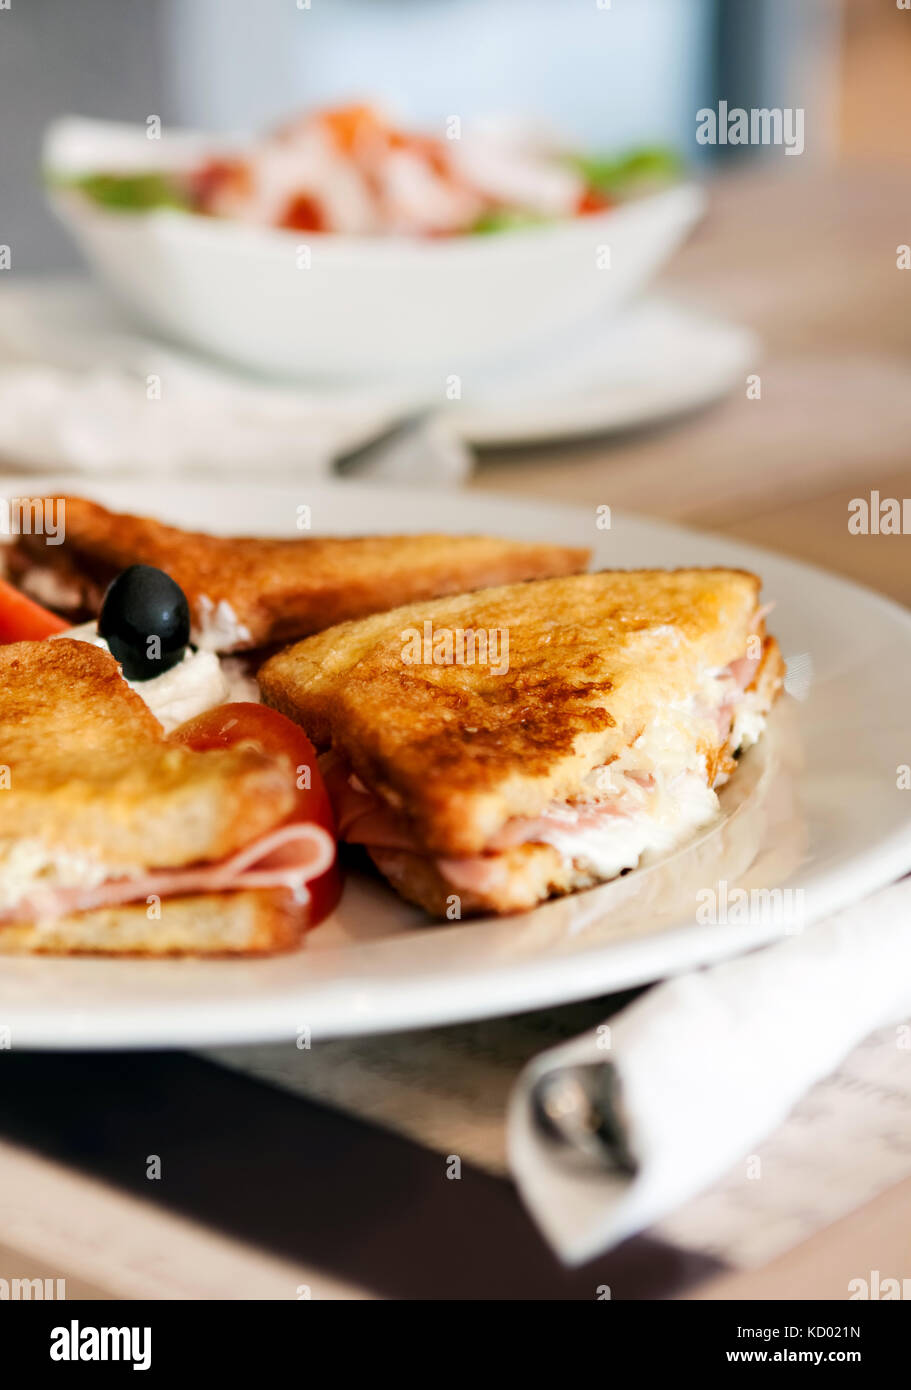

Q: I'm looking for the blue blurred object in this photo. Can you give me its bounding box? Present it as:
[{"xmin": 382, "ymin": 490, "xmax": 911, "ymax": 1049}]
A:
[{"xmin": 164, "ymin": 0, "xmax": 714, "ymax": 158}]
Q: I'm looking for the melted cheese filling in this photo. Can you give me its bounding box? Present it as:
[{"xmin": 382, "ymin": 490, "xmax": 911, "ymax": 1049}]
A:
[
  {"xmin": 0, "ymin": 839, "xmax": 139, "ymax": 915},
  {"xmin": 536, "ymin": 770, "xmax": 721, "ymax": 881},
  {"xmin": 193, "ymin": 597, "xmax": 253, "ymax": 652},
  {"xmin": 484, "ymin": 665, "xmax": 767, "ymax": 880}
]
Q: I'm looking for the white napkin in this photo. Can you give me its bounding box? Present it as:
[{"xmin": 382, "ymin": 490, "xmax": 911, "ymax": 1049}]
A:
[
  {"xmin": 0, "ymin": 279, "xmax": 471, "ymax": 486},
  {"xmin": 508, "ymin": 878, "xmax": 911, "ymax": 1265}
]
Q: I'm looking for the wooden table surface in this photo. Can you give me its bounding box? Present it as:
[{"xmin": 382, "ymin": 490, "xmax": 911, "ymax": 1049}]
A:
[{"xmin": 474, "ymin": 163, "xmax": 911, "ymax": 1300}]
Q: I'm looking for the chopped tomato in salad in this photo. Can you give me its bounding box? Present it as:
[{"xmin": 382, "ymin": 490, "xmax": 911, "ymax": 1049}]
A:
[
  {"xmin": 0, "ymin": 577, "xmax": 69, "ymax": 642},
  {"xmin": 172, "ymin": 702, "xmax": 341, "ymax": 927},
  {"xmin": 277, "ymin": 192, "xmax": 327, "ymax": 233}
]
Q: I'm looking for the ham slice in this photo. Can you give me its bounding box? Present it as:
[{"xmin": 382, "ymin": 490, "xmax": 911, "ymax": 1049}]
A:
[
  {"xmin": 324, "ymin": 749, "xmax": 644, "ymax": 858},
  {"xmin": 321, "ymin": 750, "xmax": 416, "ymax": 851},
  {"xmin": 727, "ymin": 653, "xmax": 761, "ymax": 691},
  {"xmin": 713, "ymin": 652, "xmax": 762, "ymax": 737},
  {"xmin": 0, "ymin": 821, "xmax": 335, "ymax": 925},
  {"xmin": 487, "ymin": 797, "xmax": 633, "ymax": 851},
  {"xmin": 435, "ymin": 855, "xmax": 512, "ymax": 895}
]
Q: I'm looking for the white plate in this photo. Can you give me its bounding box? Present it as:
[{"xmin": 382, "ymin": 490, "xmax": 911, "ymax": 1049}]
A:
[
  {"xmin": 3, "ymin": 477, "xmax": 911, "ymax": 1049},
  {"xmin": 45, "ymin": 117, "xmax": 705, "ymax": 381}
]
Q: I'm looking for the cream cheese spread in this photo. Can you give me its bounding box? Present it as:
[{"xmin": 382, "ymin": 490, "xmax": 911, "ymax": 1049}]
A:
[
  {"xmin": 516, "ymin": 664, "xmax": 767, "ymax": 880},
  {"xmin": 0, "ymin": 839, "xmax": 137, "ymax": 915},
  {"xmin": 52, "ymin": 621, "xmax": 258, "ymax": 732},
  {"xmin": 193, "ymin": 596, "xmax": 252, "ymax": 653},
  {"xmin": 535, "ymin": 771, "xmax": 721, "ymax": 881}
]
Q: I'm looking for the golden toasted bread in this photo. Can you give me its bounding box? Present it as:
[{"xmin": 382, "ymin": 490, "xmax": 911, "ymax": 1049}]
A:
[
  {"xmin": 261, "ymin": 568, "xmax": 771, "ymax": 857},
  {"xmin": 0, "ymin": 889, "xmax": 304, "ymax": 956},
  {"xmin": 9, "ymin": 496, "xmax": 589, "ymax": 651},
  {"xmin": 0, "ymin": 640, "xmax": 294, "ymax": 867}
]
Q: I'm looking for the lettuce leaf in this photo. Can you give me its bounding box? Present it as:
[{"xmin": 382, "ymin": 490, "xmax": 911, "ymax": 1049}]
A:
[
  {"xmin": 570, "ymin": 146, "xmax": 683, "ymax": 197},
  {"xmin": 469, "ymin": 208, "xmax": 552, "ymax": 235},
  {"xmin": 56, "ymin": 171, "xmax": 191, "ymax": 212}
]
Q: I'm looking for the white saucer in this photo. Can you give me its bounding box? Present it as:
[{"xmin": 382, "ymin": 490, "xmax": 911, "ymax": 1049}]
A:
[
  {"xmin": 450, "ymin": 297, "xmax": 759, "ymax": 446},
  {"xmin": 0, "ymin": 282, "xmax": 754, "ymax": 473}
]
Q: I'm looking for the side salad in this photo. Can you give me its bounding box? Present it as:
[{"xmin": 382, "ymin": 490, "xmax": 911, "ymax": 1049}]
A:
[{"xmin": 56, "ymin": 104, "xmax": 682, "ymax": 238}]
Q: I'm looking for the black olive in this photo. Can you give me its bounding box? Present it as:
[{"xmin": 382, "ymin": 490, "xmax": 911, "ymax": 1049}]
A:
[{"xmin": 98, "ymin": 565, "xmax": 190, "ymax": 682}]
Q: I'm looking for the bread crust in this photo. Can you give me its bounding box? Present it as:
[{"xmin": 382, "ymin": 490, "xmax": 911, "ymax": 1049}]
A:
[
  {"xmin": 369, "ymin": 842, "xmax": 590, "ymax": 916},
  {"xmin": 0, "ymin": 888, "xmax": 305, "ymax": 955},
  {"xmin": 10, "ymin": 496, "xmax": 590, "ymax": 650}
]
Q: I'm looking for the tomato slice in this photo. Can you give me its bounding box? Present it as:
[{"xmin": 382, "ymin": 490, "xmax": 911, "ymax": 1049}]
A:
[
  {"xmin": 278, "ymin": 193, "xmax": 326, "ymax": 232},
  {"xmin": 0, "ymin": 577, "xmax": 69, "ymax": 642},
  {"xmin": 172, "ymin": 702, "xmax": 341, "ymax": 926},
  {"xmin": 577, "ymin": 189, "xmax": 612, "ymax": 216},
  {"xmin": 316, "ymin": 104, "xmax": 387, "ymax": 155}
]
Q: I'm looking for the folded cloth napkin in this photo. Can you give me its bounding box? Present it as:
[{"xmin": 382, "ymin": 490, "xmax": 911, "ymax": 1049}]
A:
[
  {"xmin": 508, "ymin": 878, "xmax": 911, "ymax": 1265},
  {"xmin": 0, "ymin": 279, "xmax": 472, "ymax": 486}
]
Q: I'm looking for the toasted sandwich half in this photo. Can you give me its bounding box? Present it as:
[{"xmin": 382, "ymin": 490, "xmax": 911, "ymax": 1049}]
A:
[
  {"xmin": 0, "ymin": 640, "xmax": 333, "ymax": 954},
  {"xmin": 260, "ymin": 569, "xmax": 784, "ymax": 917},
  {"xmin": 7, "ymin": 496, "xmax": 589, "ymax": 652}
]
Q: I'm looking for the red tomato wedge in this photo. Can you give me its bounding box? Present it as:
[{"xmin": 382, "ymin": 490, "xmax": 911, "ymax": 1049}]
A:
[
  {"xmin": 577, "ymin": 189, "xmax": 612, "ymax": 216},
  {"xmin": 171, "ymin": 702, "xmax": 341, "ymax": 927},
  {"xmin": 0, "ymin": 577, "xmax": 69, "ymax": 642}
]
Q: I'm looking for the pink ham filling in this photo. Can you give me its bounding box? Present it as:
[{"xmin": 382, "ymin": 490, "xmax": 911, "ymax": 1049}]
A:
[
  {"xmin": 323, "ymin": 751, "xmax": 651, "ymax": 855},
  {"xmin": 322, "ymin": 753, "xmax": 418, "ymax": 852},
  {"xmin": 0, "ymin": 821, "xmax": 335, "ymax": 925},
  {"xmin": 713, "ymin": 651, "xmax": 761, "ymax": 740}
]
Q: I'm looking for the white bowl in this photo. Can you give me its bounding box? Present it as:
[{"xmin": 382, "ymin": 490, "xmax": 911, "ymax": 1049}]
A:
[{"xmin": 46, "ymin": 118, "xmax": 705, "ymax": 382}]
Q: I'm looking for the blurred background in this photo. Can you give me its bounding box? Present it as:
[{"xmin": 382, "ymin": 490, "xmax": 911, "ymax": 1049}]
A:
[{"xmin": 2, "ymin": 0, "xmax": 904, "ymax": 275}]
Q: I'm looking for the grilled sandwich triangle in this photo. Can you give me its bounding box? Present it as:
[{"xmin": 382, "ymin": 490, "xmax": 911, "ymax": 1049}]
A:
[
  {"xmin": 261, "ymin": 568, "xmax": 784, "ymax": 915},
  {"xmin": 9, "ymin": 496, "xmax": 589, "ymax": 652},
  {"xmin": 0, "ymin": 641, "xmax": 332, "ymax": 953}
]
